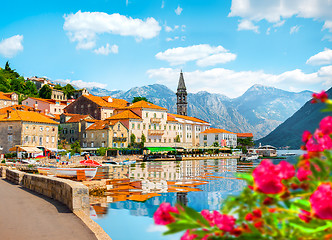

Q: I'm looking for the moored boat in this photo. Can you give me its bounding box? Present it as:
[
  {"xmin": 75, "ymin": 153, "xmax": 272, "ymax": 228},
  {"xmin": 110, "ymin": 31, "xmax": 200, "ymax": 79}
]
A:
[{"xmin": 37, "ymin": 167, "xmax": 98, "ymax": 180}]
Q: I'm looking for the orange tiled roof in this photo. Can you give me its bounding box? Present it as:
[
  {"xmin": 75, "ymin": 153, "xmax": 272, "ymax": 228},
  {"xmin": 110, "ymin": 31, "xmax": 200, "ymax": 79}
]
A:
[
  {"xmin": 167, "ymin": 114, "xmax": 178, "ymax": 122},
  {"xmin": 107, "ymin": 110, "xmax": 142, "ymax": 120},
  {"xmin": 200, "ymin": 128, "xmax": 235, "ymax": 134},
  {"xmin": 122, "ymin": 100, "xmax": 167, "ymax": 111},
  {"xmin": 29, "ymin": 97, "xmax": 67, "ymax": 106},
  {"xmin": 86, "ymin": 120, "xmax": 118, "ymax": 130},
  {"xmin": 0, "ymin": 105, "xmax": 40, "ymax": 115},
  {"xmin": 84, "ymin": 95, "xmax": 128, "ymax": 108},
  {"xmin": 236, "ymin": 133, "xmax": 253, "ymax": 138},
  {"xmin": 169, "ymin": 113, "xmax": 209, "ymax": 124},
  {"xmin": 0, "ymin": 110, "xmax": 58, "ymax": 124},
  {"xmin": 0, "ymin": 92, "xmax": 13, "ymax": 101},
  {"xmin": 66, "ymin": 114, "xmax": 91, "ymax": 123}
]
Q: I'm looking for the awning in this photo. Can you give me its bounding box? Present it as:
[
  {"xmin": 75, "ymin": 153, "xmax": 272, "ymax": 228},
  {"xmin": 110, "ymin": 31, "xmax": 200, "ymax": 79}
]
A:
[
  {"xmin": 220, "ymin": 147, "xmax": 231, "ymax": 151},
  {"xmin": 9, "ymin": 146, "xmax": 43, "ymax": 153},
  {"xmin": 146, "ymin": 147, "xmax": 176, "ymax": 152}
]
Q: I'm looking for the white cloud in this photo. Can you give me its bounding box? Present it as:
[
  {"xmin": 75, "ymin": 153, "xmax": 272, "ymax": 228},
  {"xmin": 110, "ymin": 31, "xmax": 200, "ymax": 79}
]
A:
[
  {"xmin": 161, "ymin": 0, "xmax": 165, "ymax": 8},
  {"xmin": 229, "ymin": 0, "xmax": 332, "ymax": 32},
  {"xmin": 166, "ymin": 36, "xmax": 179, "ymax": 42},
  {"xmin": 93, "ymin": 43, "xmax": 119, "ymax": 55},
  {"xmin": 266, "ymin": 27, "xmax": 271, "ymax": 35},
  {"xmin": 0, "ymin": 35, "xmax": 23, "ymax": 58},
  {"xmin": 273, "ymin": 20, "xmax": 285, "ymax": 28},
  {"xmin": 307, "ymin": 48, "xmax": 332, "ymax": 66},
  {"xmin": 155, "ymin": 44, "xmax": 237, "ymax": 66},
  {"xmin": 322, "ymin": 35, "xmax": 332, "ymax": 42},
  {"xmin": 175, "ymin": 5, "xmax": 183, "ymax": 15},
  {"xmin": 147, "ymin": 66, "xmax": 332, "ymax": 98},
  {"xmin": 59, "ymin": 79, "xmax": 108, "ymax": 89},
  {"xmin": 146, "ymin": 224, "xmax": 167, "ymax": 232},
  {"xmin": 237, "ymin": 19, "xmax": 259, "ymax": 33},
  {"xmin": 165, "ymin": 25, "xmax": 179, "ymax": 32},
  {"xmin": 290, "ymin": 25, "xmax": 301, "ymax": 34},
  {"xmin": 63, "ymin": 11, "xmax": 161, "ymax": 50}
]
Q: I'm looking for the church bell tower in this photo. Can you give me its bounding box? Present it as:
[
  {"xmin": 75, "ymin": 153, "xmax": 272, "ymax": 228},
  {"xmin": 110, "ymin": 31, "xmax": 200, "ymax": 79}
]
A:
[{"xmin": 176, "ymin": 70, "xmax": 187, "ymax": 116}]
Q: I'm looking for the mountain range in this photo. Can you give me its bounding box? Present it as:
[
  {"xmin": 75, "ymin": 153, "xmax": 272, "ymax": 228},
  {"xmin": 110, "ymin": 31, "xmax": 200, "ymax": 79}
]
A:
[
  {"xmin": 258, "ymin": 86, "xmax": 332, "ymax": 149},
  {"xmin": 86, "ymin": 84, "xmax": 312, "ymax": 139}
]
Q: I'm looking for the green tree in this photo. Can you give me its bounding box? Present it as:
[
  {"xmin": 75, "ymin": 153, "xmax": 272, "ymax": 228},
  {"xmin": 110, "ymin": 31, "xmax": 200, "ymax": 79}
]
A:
[
  {"xmin": 97, "ymin": 147, "xmax": 107, "ymax": 156},
  {"xmin": 70, "ymin": 140, "xmax": 81, "ymax": 154},
  {"xmin": 237, "ymin": 137, "xmax": 254, "ymax": 148},
  {"xmin": 141, "ymin": 133, "xmax": 146, "ymax": 148},
  {"xmin": 212, "ymin": 141, "xmax": 219, "ymax": 147},
  {"xmin": 130, "ymin": 134, "xmax": 136, "ymax": 146},
  {"xmin": 10, "ymin": 77, "xmax": 26, "ymax": 93},
  {"xmin": 53, "ymin": 84, "xmax": 63, "ymax": 90},
  {"xmin": 62, "ymin": 84, "xmax": 75, "ymax": 99},
  {"xmin": 175, "ymin": 135, "xmax": 181, "ymax": 143},
  {"xmin": 39, "ymin": 84, "xmax": 52, "ymax": 99},
  {"xmin": 3, "ymin": 61, "xmax": 20, "ymax": 79},
  {"xmin": 132, "ymin": 96, "xmax": 152, "ymax": 103},
  {"xmin": 24, "ymin": 80, "xmax": 38, "ymax": 96},
  {"xmin": 0, "ymin": 75, "xmax": 11, "ymax": 92}
]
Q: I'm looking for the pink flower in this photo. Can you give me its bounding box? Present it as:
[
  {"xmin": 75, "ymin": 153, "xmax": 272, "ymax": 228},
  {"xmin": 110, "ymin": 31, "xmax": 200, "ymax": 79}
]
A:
[
  {"xmin": 245, "ymin": 213, "xmax": 253, "ymax": 221},
  {"xmin": 299, "ymin": 209, "xmax": 311, "ymax": 223},
  {"xmin": 252, "ymin": 209, "xmax": 262, "ymax": 218},
  {"xmin": 320, "ymin": 116, "xmax": 332, "ymax": 135},
  {"xmin": 310, "ymin": 183, "xmax": 332, "ymax": 220},
  {"xmin": 153, "ymin": 202, "xmax": 179, "ymax": 225},
  {"xmin": 253, "ymin": 160, "xmax": 295, "ymax": 194},
  {"xmin": 276, "ymin": 161, "xmax": 295, "ymax": 179},
  {"xmin": 306, "ymin": 137, "xmax": 324, "ymax": 152},
  {"xmin": 181, "ymin": 230, "xmax": 198, "ymax": 240},
  {"xmin": 302, "ymin": 130, "xmax": 312, "ymax": 143},
  {"xmin": 312, "ymin": 91, "xmax": 328, "ymax": 103},
  {"xmin": 297, "ymin": 166, "xmax": 312, "ymax": 181},
  {"xmin": 213, "ymin": 211, "xmax": 236, "ymax": 232},
  {"xmin": 201, "ymin": 210, "xmax": 214, "ymax": 226}
]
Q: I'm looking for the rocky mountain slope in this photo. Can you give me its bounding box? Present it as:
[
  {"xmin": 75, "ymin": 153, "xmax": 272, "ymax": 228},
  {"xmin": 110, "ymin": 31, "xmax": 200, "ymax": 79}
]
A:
[
  {"xmin": 258, "ymin": 87, "xmax": 332, "ymax": 148},
  {"xmin": 87, "ymin": 84, "xmax": 312, "ymax": 139}
]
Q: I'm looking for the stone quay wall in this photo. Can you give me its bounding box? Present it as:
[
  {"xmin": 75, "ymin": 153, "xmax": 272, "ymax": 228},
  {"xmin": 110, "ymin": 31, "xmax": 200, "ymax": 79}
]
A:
[{"xmin": 1, "ymin": 166, "xmax": 89, "ymax": 212}]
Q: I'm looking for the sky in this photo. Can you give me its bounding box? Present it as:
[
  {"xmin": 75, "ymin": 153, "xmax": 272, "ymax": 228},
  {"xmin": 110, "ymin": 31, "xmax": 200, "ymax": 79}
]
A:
[{"xmin": 0, "ymin": 0, "xmax": 332, "ymax": 98}]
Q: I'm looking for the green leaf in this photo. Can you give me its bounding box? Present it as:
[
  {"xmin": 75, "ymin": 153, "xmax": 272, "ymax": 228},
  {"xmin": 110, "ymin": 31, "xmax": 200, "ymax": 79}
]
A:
[
  {"xmin": 236, "ymin": 173, "xmax": 253, "ymax": 182},
  {"xmin": 292, "ymin": 199, "xmax": 311, "ymax": 212},
  {"xmin": 164, "ymin": 222, "xmax": 200, "ymax": 235},
  {"xmin": 183, "ymin": 206, "xmax": 211, "ymax": 227},
  {"xmin": 289, "ymin": 220, "xmax": 332, "ymax": 233},
  {"xmin": 310, "ymin": 163, "xmax": 320, "ymax": 179}
]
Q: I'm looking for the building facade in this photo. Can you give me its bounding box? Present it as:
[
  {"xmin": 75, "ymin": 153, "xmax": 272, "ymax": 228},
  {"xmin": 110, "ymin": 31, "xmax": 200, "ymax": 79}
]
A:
[
  {"xmin": 64, "ymin": 94, "xmax": 128, "ymax": 120},
  {"xmin": 0, "ymin": 110, "xmax": 59, "ymax": 153},
  {"xmin": 199, "ymin": 128, "xmax": 237, "ymax": 148},
  {"xmin": 22, "ymin": 97, "xmax": 69, "ymax": 115},
  {"xmin": 0, "ymin": 92, "xmax": 19, "ymax": 109},
  {"xmin": 51, "ymin": 89, "xmax": 67, "ymax": 101}
]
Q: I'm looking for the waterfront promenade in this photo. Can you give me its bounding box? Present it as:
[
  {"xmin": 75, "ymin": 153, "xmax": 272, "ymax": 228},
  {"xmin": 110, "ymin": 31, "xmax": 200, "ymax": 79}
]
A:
[{"xmin": 0, "ymin": 179, "xmax": 97, "ymax": 240}]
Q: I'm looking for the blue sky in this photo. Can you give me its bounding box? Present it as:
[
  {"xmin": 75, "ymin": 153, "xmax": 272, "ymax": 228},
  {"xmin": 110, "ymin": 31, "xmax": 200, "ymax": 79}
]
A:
[{"xmin": 0, "ymin": 0, "xmax": 332, "ymax": 97}]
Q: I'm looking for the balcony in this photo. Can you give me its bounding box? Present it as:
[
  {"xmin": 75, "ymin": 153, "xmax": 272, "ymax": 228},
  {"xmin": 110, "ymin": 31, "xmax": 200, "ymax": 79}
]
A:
[
  {"xmin": 150, "ymin": 118, "xmax": 162, "ymax": 123},
  {"xmin": 113, "ymin": 137, "xmax": 127, "ymax": 142},
  {"xmin": 148, "ymin": 130, "xmax": 164, "ymax": 135}
]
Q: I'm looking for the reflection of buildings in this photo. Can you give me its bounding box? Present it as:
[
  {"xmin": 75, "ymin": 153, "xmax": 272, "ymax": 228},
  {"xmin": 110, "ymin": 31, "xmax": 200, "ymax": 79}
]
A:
[{"xmin": 177, "ymin": 192, "xmax": 188, "ymax": 206}]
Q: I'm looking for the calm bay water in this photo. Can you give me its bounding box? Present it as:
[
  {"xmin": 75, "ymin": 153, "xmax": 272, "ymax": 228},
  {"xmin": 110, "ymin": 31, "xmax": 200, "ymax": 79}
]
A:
[{"xmin": 90, "ymin": 151, "xmax": 302, "ymax": 240}]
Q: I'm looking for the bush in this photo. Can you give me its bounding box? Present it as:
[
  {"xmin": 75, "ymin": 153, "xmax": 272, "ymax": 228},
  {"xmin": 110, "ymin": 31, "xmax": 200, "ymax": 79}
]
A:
[{"xmin": 153, "ymin": 91, "xmax": 332, "ymax": 239}]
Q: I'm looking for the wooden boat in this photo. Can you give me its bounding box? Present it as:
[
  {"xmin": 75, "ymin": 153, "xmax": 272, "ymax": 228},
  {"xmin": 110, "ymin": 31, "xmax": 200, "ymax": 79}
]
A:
[{"xmin": 37, "ymin": 167, "xmax": 98, "ymax": 180}]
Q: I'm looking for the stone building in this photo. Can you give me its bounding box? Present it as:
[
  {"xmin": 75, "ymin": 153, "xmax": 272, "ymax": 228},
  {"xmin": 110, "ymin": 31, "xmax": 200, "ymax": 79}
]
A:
[
  {"xmin": 51, "ymin": 88, "xmax": 67, "ymax": 101},
  {"xmin": 72, "ymin": 88, "xmax": 90, "ymax": 99},
  {"xmin": 108, "ymin": 100, "xmax": 210, "ymax": 148},
  {"xmin": 26, "ymin": 76, "xmax": 55, "ymax": 90},
  {"xmin": 84, "ymin": 120, "xmax": 128, "ymax": 149},
  {"xmin": 59, "ymin": 113, "xmax": 96, "ymax": 144},
  {"xmin": 199, "ymin": 128, "xmax": 237, "ymax": 148},
  {"xmin": 22, "ymin": 97, "xmax": 69, "ymax": 115},
  {"xmin": 176, "ymin": 71, "xmax": 187, "ymax": 116},
  {"xmin": 0, "ymin": 92, "xmax": 19, "ymax": 109},
  {"xmin": 0, "ymin": 110, "xmax": 59, "ymax": 153},
  {"xmin": 64, "ymin": 94, "xmax": 128, "ymax": 120}
]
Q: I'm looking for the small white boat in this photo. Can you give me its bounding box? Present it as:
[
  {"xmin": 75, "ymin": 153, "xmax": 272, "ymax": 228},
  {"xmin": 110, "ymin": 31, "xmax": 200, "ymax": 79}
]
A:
[
  {"xmin": 120, "ymin": 160, "xmax": 136, "ymax": 165},
  {"xmin": 246, "ymin": 154, "xmax": 259, "ymax": 160},
  {"xmin": 37, "ymin": 167, "xmax": 98, "ymax": 180}
]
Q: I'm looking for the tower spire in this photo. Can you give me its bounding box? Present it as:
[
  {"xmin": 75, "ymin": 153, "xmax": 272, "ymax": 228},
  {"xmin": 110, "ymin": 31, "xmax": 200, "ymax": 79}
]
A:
[{"xmin": 176, "ymin": 70, "xmax": 188, "ymax": 116}]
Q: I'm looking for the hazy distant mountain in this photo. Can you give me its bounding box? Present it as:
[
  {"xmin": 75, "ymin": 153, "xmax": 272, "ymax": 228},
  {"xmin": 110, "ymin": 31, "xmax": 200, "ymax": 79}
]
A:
[
  {"xmin": 87, "ymin": 84, "xmax": 312, "ymax": 139},
  {"xmin": 258, "ymin": 87, "xmax": 332, "ymax": 149}
]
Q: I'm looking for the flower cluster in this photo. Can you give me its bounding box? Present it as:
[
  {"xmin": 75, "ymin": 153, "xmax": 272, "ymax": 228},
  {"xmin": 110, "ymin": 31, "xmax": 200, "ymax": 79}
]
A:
[{"xmin": 154, "ymin": 90, "xmax": 332, "ymax": 239}]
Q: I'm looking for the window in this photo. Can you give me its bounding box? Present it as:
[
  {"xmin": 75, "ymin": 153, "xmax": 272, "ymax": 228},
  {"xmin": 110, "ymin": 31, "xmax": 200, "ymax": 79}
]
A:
[
  {"xmin": 154, "ymin": 124, "xmax": 156, "ymax": 130},
  {"xmin": 143, "ymin": 124, "xmax": 146, "ymax": 130},
  {"xmin": 39, "ymin": 137, "xmax": 43, "ymax": 145},
  {"xmin": 118, "ymin": 124, "xmax": 120, "ymax": 130},
  {"xmin": 102, "ymin": 133, "xmax": 105, "ymax": 138},
  {"xmin": 91, "ymin": 133, "xmax": 94, "ymax": 138},
  {"xmin": 215, "ymin": 135, "xmax": 219, "ymax": 141},
  {"xmin": 137, "ymin": 124, "xmax": 140, "ymax": 130},
  {"xmin": 25, "ymin": 136, "xmax": 29, "ymax": 143},
  {"xmin": 162, "ymin": 113, "xmax": 164, "ymax": 118},
  {"xmin": 46, "ymin": 136, "xmax": 49, "ymax": 143},
  {"xmin": 146, "ymin": 112, "xmax": 148, "ymax": 118},
  {"xmin": 70, "ymin": 129, "xmax": 74, "ymax": 134},
  {"xmin": 164, "ymin": 126, "xmax": 166, "ymax": 130},
  {"xmin": 114, "ymin": 132, "xmax": 117, "ymax": 137},
  {"xmin": 8, "ymin": 135, "xmax": 12, "ymax": 142},
  {"xmin": 52, "ymin": 136, "xmax": 55, "ymax": 143},
  {"xmin": 204, "ymin": 135, "xmax": 207, "ymax": 140},
  {"xmin": 63, "ymin": 128, "xmax": 68, "ymax": 134},
  {"xmin": 169, "ymin": 125, "xmax": 171, "ymax": 130},
  {"xmin": 102, "ymin": 142, "xmax": 105, "ymax": 147},
  {"xmin": 132, "ymin": 123, "xmax": 135, "ymax": 129},
  {"xmin": 40, "ymin": 127, "xmax": 44, "ymax": 131},
  {"xmin": 33, "ymin": 136, "xmax": 36, "ymax": 142},
  {"xmin": 154, "ymin": 113, "xmax": 156, "ymax": 118},
  {"xmin": 91, "ymin": 142, "xmax": 94, "ymax": 147},
  {"xmin": 149, "ymin": 125, "xmax": 151, "ymax": 129},
  {"xmin": 8, "ymin": 126, "xmax": 12, "ymax": 131}
]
